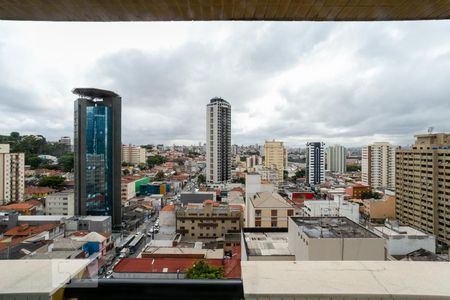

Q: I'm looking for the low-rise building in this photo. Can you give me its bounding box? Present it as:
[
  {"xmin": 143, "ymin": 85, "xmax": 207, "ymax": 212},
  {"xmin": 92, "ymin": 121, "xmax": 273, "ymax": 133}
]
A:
[
  {"xmin": 345, "ymin": 184, "xmax": 370, "ymax": 199},
  {"xmin": 180, "ymin": 191, "xmax": 216, "ymax": 205},
  {"xmin": 303, "ymin": 197, "xmax": 360, "ymax": 223},
  {"xmin": 45, "ymin": 190, "xmax": 74, "ymax": 216},
  {"xmin": 241, "ymin": 228, "xmax": 294, "ymax": 261},
  {"xmin": 288, "ymin": 217, "xmax": 385, "ymax": 261},
  {"xmin": 176, "ymin": 200, "xmax": 242, "ymax": 240},
  {"xmin": 247, "ymin": 191, "xmax": 294, "ymax": 228},
  {"xmin": 363, "ymin": 195, "xmax": 396, "ymax": 220},
  {"xmin": 159, "ymin": 204, "xmax": 176, "ymax": 227},
  {"xmin": 373, "ymin": 222, "xmax": 436, "ymax": 256}
]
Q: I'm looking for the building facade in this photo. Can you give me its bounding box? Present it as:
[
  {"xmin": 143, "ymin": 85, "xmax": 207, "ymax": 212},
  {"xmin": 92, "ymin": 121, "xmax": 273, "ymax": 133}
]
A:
[
  {"xmin": 362, "ymin": 142, "xmax": 395, "ymax": 189},
  {"xmin": 326, "ymin": 144, "xmax": 346, "ymax": 173},
  {"xmin": 396, "ymin": 133, "xmax": 450, "ymax": 247},
  {"xmin": 74, "ymin": 88, "xmax": 122, "ymax": 228},
  {"xmin": 176, "ymin": 200, "xmax": 242, "ymax": 240},
  {"xmin": 45, "ymin": 190, "xmax": 75, "ymax": 216},
  {"xmin": 264, "ymin": 140, "xmax": 287, "ymax": 182},
  {"xmin": 306, "ymin": 142, "xmax": 325, "ymax": 185},
  {"xmin": 0, "ymin": 144, "xmax": 25, "ymax": 205},
  {"xmin": 121, "ymin": 144, "xmax": 146, "ymax": 165},
  {"xmin": 288, "ymin": 217, "xmax": 384, "ymax": 261},
  {"xmin": 247, "ymin": 191, "xmax": 294, "ymax": 228},
  {"xmin": 206, "ymin": 98, "xmax": 231, "ymax": 183}
]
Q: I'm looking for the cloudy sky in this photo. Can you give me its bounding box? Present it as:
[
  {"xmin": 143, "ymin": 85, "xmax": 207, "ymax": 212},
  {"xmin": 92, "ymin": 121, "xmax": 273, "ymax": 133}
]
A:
[{"xmin": 0, "ymin": 20, "xmax": 450, "ymax": 147}]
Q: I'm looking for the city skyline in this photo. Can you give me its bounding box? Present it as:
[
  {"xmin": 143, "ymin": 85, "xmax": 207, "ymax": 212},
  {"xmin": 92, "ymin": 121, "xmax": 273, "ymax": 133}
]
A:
[{"xmin": 1, "ymin": 21, "xmax": 450, "ymax": 146}]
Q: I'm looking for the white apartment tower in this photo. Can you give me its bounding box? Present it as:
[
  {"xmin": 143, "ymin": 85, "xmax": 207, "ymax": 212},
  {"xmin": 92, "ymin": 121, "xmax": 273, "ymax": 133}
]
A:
[
  {"xmin": 206, "ymin": 98, "xmax": 231, "ymax": 183},
  {"xmin": 326, "ymin": 144, "xmax": 347, "ymax": 173},
  {"xmin": 121, "ymin": 144, "xmax": 146, "ymax": 164},
  {"xmin": 362, "ymin": 142, "xmax": 395, "ymax": 189},
  {"xmin": 306, "ymin": 142, "xmax": 325, "ymax": 185},
  {"xmin": 0, "ymin": 144, "xmax": 25, "ymax": 205},
  {"xmin": 45, "ymin": 190, "xmax": 75, "ymax": 216},
  {"xmin": 264, "ymin": 140, "xmax": 288, "ymax": 182}
]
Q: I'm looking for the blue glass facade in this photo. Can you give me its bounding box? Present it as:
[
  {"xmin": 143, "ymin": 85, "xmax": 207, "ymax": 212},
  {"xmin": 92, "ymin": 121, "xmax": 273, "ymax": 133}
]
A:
[{"xmin": 85, "ymin": 105, "xmax": 113, "ymax": 216}]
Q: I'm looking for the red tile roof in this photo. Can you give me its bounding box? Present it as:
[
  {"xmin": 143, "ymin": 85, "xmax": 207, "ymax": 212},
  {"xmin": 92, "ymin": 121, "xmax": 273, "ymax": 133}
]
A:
[
  {"xmin": 3, "ymin": 223, "xmax": 59, "ymax": 237},
  {"xmin": 161, "ymin": 204, "xmax": 175, "ymax": 212},
  {"xmin": 224, "ymin": 246, "xmax": 241, "ymax": 279},
  {"xmin": 114, "ymin": 258, "xmax": 222, "ymax": 274},
  {"xmin": 25, "ymin": 186, "xmax": 56, "ymax": 195},
  {"xmin": 0, "ymin": 203, "xmax": 34, "ymax": 211}
]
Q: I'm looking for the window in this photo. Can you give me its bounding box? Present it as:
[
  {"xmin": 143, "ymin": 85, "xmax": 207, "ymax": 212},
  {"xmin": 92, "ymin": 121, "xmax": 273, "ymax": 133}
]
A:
[
  {"xmin": 288, "ymin": 210, "xmax": 293, "ymax": 216},
  {"xmin": 271, "ymin": 210, "xmax": 277, "ymax": 216}
]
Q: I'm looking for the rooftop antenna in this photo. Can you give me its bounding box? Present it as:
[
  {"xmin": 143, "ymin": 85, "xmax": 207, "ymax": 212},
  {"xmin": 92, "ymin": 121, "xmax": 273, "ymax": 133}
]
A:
[{"xmin": 428, "ymin": 127, "xmax": 434, "ymax": 134}]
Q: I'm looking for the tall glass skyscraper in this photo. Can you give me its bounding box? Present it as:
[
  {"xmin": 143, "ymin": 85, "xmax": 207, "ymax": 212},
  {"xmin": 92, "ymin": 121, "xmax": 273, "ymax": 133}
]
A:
[{"xmin": 73, "ymin": 88, "xmax": 121, "ymax": 228}]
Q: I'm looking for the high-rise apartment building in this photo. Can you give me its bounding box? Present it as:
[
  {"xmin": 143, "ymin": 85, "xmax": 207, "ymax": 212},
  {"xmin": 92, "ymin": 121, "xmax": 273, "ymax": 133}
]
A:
[
  {"xmin": 73, "ymin": 88, "xmax": 122, "ymax": 228},
  {"xmin": 326, "ymin": 144, "xmax": 347, "ymax": 173},
  {"xmin": 306, "ymin": 142, "xmax": 325, "ymax": 185},
  {"xmin": 0, "ymin": 144, "xmax": 25, "ymax": 205},
  {"xmin": 362, "ymin": 142, "xmax": 395, "ymax": 189},
  {"xmin": 59, "ymin": 136, "xmax": 72, "ymax": 150},
  {"xmin": 264, "ymin": 140, "xmax": 287, "ymax": 182},
  {"xmin": 121, "ymin": 144, "xmax": 146, "ymax": 165},
  {"xmin": 396, "ymin": 133, "xmax": 450, "ymax": 247},
  {"xmin": 206, "ymin": 98, "xmax": 231, "ymax": 183}
]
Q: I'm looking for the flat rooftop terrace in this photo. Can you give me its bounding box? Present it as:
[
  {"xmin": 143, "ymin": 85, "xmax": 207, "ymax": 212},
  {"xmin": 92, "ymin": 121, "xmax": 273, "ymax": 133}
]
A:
[
  {"xmin": 244, "ymin": 232, "xmax": 291, "ymax": 257},
  {"xmin": 242, "ymin": 261, "xmax": 450, "ymax": 299},
  {"xmin": 292, "ymin": 217, "xmax": 379, "ymax": 239}
]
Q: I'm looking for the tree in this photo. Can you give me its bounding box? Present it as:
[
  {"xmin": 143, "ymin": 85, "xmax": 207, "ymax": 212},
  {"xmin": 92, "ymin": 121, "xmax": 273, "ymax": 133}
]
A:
[
  {"xmin": 147, "ymin": 155, "xmax": 167, "ymax": 168},
  {"xmin": 154, "ymin": 171, "xmax": 165, "ymax": 181},
  {"xmin": 58, "ymin": 153, "xmax": 74, "ymax": 172},
  {"xmin": 28, "ymin": 156, "xmax": 43, "ymax": 169},
  {"xmin": 361, "ymin": 190, "xmax": 381, "ymax": 199},
  {"xmin": 295, "ymin": 169, "xmax": 305, "ymax": 178},
  {"xmin": 185, "ymin": 260, "xmax": 224, "ymax": 279},
  {"xmin": 197, "ymin": 174, "xmax": 206, "ymax": 185},
  {"xmin": 347, "ymin": 164, "xmax": 361, "ymax": 172},
  {"xmin": 38, "ymin": 175, "xmax": 65, "ymax": 189}
]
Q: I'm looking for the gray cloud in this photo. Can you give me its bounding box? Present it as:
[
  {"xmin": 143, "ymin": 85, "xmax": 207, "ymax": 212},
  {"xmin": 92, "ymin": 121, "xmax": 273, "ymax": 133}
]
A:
[{"xmin": 0, "ymin": 21, "xmax": 450, "ymax": 147}]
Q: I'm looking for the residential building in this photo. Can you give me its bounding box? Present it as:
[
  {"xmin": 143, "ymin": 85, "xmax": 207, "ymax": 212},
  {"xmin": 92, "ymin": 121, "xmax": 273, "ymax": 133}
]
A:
[
  {"xmin": 206, "ymin": 98, "xmax": 231, "ymax": 183},
  {"xmin": 264, "ymin": 140, "xmax": 287, "ymax": 182},
  {"xmin": 180, "ymin": 191, "xmax": 216, "ymax": 205},
  {"xmin": 362, "ymin": 194, "xmax": 396, "ymax": 221},
  {"xmin": 326, "ymin": 144, "xmax": 346, "ymax": 173},
  {"xmin": 45, "ymin": 190, "xmax": 75, "ymax": 216},
  {"xmin": 362, "ymin": 142, "xmax": 395, "ymax": 189},
  {"xmin": 0, "ymin": 144, "xmax": 25, "ymax": 205},
  {"xmin": 246, "ymin": 155, "xmax": 262, "ymax": 169},
  {"xmin": 0, "ymin": 203, "xmax": 36, "ymax": 215},
  {"xmin": 302, "ymin": 193, "xmax": 360, "ymax": 223},
  {"xmin": 247, "ymin": 191, "xmax": 294, "ymax": 228},
  {"xmin": 121, "ymin": 144, "xmax": 146, "ymax": 164},
  {"xmin": 306, "ymin": 142, "xmax": 325, "ymax": 185},
  {"xmin": 345, "ymin": 184, "xmax": 370, "ymax": 199},
  {"xmin": 121, "ymin": 176, "xmax": 150, "ymax": 202},
  {"xmin": 159, "ymin": 204, "xmax": 176, "ymax": 227},
  {"xmin": 396, "ymin": 133, "xmax": 450, "ymax": 247},
  {"xmin": 24, "ymin": 186, "xmax": 55, "ymax": 200},
  {"xmin": 373, "ymin": 222, "xmax": 436, "ymax": 256},
  {"xmin": 288, "ymin": 217, "xmax": 385, "ymax": 261},
  {"xmin": 59, "ymin": 136, "xmax": 72, "ymax": 151},
  {"xmin": 176, "ymin": 200, "xmax": 242, "ymax": 240},
  {"xmin": 73, "ymin": 88, "xmax": 121, "ymax": 228}
]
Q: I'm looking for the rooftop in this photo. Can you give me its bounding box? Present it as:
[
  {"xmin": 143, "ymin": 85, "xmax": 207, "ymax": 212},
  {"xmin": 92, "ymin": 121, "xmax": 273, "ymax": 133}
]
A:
[
  {"xmin": 242, "ymin": 261, "xmax": 450, "ymax": 298},
  {"xmin": 114, "ymin": 258, "xmax": 222, "ymax": 274},
  {"xmin": 291, "ymin": 217, "xmax": 380, "ymax": 239},
  {"xmin": 0, "ymin": 259, "xmax": 91, "ymax": 296},
  {"xmin": 243, "ymin": 231, "xmax": 291, "ymax": 257},
  {"xmin": 142, "ymin": 247, "xmax": 224, "ymax": 260},
  {"xmin": 72, "ymin": 87, "xmax": 119, "ymax": 98},
  {"xmin": 250, "ymin": 191, "xmax": 292, "ymax": 208},
  {"xmin": 373, "ymin": 225, "xmax": 432, "ymax": 238}
]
